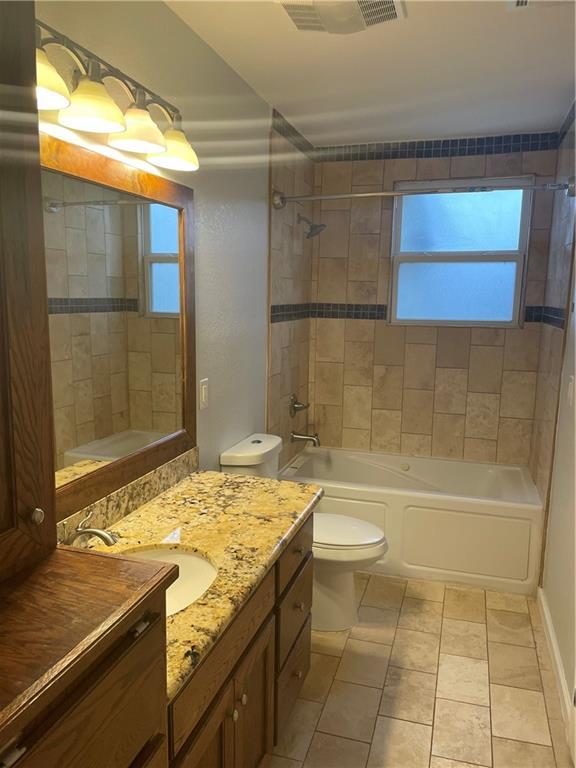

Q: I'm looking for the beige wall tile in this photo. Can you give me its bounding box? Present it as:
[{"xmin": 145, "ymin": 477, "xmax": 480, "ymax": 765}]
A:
[
  {"xmin": 352, "ymin": 159, "xmax": 384, "ymax": 186},
  {"xmin": 377, "ymin": 258, "xmax": 391, "ymax": 301},
  {"xmin": 433, "ymin": 413, "xmax": 465, "ymax": 458},
  {"xmin": 345, "ymin": 319, "xmax": 374, "ymax": 341},
  {"xmin": 350, "ymin": 195, "xmax": 382, "ymax": 235},
  {"xmin": 522, "ymin": 150, "xmax": 558, "ymax": 176},
  {"xmin": 527, "ymin": 229, "xmax": 550, "ymax": 281},
  {"xmin": 434, "ymin": 368, "xmax": 467, "ymax": 414},
  {"xmin": 405, "ymin": 326, "xmax": 437, "ymax": 344},
  {"xmin": 403, "ymin": 389, "xmax": 433, "ymax": 434},
  {"xmin": 85, "ymin": 207, "xmax": 106, "ymax": 254},
  {"xmin": 468, "ymin": 345, "xmax": 504, "ymax": 393},
  {"xmin": 450, "ymin": 155, "xmax": 486, "ymax": 178},
  {"xmin": 471, "ymin": 328, "xmax": 505, "ymax": 346},
  {"xmin": 465, "ymin": 393, "xmax": 500, "ymax": 439},
  {"xmin": 373, "ymin": 365, "xmax": 403, "ymax": 409},
  {"xmin": 497, "ymin": 418, "xmax": 533, "ymax": 464},
  {"xmin": 319, "ymin": 211, "xmax": 350, "ymax": 258},
  {"xmin": 46, "ymin": 249, "xmax": 69, "ymax": 297},
  {"xmin": 52, "ymin": 360, "xmax": 74, "ymax": 409},
  {"xmin": 128, "ymin": 351, "xmax": 152, "ymax": 391},
  {"xmin": 151, "ymin": 332, "xmax": 177, "ymax": 373},
  {"xmin": 485, "ymin": 152, "xmax": 522, "ymax": 176},
  {"xmin": 437, "ymin": 328, "xmax": 470, "ymax": 368},
  {"xmin": 504, "ymin": 327, "xmax": 540, "ymax": 371},
  {"xmin": 347, "ymin": 281, "xmax": 377, "ymax": 303},
  {"xmin": 371, "ymin": 409, "xmax": 401, "ymax": 452},
  {"xmin": 54, "ymin": 405, "xmax": 76, "ymax": 456},
  {"xmin": 417, "ymin": 157, "xmax": 450, "ymax": 180},
  {"xmin": 152, "ymin": 372, "xmax": 176, "ymax": 412},
  {"xmin": 401, "ymin": 433, "xmax": 432, "ymax": 456},
  {"xmin": 65, "ymin": 227, "xmax": 88, "ymax": 276},
  {"xmin": 344, "ymin": 341, "xmax": 374, "ymax": 385},
  {"xmin": 315, "ymin": 362, "xmax": 344, "ymax": 405},
  {"xmin": 500, "ymin": 371, "xmax": 537, "ymax": 418},
  {"xmin": 314, "ymin": 404, "xmax": 343, "ymax": 446},
  {"xmin": 49, "ymin": 315, "xmax": 72, "ymax": 362},
  {"xmin": 316, "ymin": 319, "xmax": 346, "ymax": 362},
  {"xmin": 348, "ymin": 234, "xmax": 379, "ymax": 281},
  {"xmin": 374, "ymin": 324, "xmax": 405, "ymax": 365},
  {"xmin": 342, "ymin": 428, "xmax": 370, "ymax": 450},
  {"xmin": 130, "ymin": 390, "xmax": 153, "ymax": 429},
  {"xmin": 317, "ymin": 258, "xmax": 347, "ymax": 301},
  {"xmin": 343, "ymin": 385, "xmax": 372, "ymax": 430},
  {"xmin": 74, "ymin": 378, "xmax": 94, "ymax": 425},
  {"xmin": 92, "ymin": 355, "xmax": 111, "ymax": 397},
  {"xmin": 464, "ymin": 438, "xmax": 497, "ymax": 462},
  {"xmin": 93, "ymin": 395, "xmax": 113, "ymax": 439},
  {"xmin": 404, "ymin": 343, "xmax": 436, "ymax": 389},
  {"xmin": 383, "ymin": 158, "xmax": 417, "ymax": 189}
]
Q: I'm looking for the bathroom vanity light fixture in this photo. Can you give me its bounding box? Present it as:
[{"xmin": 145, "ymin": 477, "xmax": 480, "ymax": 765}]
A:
[{"xmin": 35, "ymin": 20, "xmax": 199, "ymax": 171}]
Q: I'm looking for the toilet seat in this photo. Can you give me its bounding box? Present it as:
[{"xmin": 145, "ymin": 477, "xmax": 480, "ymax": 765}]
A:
[{"xmin": 313, "ymin": 513, "xmax": 388, "ymax": 563}]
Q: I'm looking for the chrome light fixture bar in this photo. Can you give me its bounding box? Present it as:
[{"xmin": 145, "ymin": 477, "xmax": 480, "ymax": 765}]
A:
[
  {"xmin": 272, "ymin": 179, "xmax": 576, "ymax": 209},
  {"xmin": 35, "ymin": 20, "xmax": 199, "ymax": 171}
]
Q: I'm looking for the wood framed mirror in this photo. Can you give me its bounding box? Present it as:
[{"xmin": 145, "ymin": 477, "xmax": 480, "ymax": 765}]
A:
[{"xmin": 40, "ymin": 135, "xmax": 196, "ymax": 521}]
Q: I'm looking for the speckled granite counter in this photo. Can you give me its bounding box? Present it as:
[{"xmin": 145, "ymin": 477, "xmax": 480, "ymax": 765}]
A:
[{"xmin": 91, "ymin": 470, "xmax": 322, "ymax": 700}]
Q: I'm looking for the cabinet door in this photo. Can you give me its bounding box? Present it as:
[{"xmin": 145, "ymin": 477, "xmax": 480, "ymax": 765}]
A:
[
  {"xmin": 0, "ymin": 1, "xmax": 55, "ymax": 581},
  {"xmin": 175, "ymin": 682, "xmax": 235, "ymax": 768},
  {"xmin": 233, "ymin": 617, "xmax": 275, "ymax": 768}
]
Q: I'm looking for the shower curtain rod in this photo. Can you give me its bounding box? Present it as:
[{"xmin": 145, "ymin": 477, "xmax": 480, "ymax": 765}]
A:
[{"xmin": 272, "ymin": 179, "xmax": 575, "ymax": 210}]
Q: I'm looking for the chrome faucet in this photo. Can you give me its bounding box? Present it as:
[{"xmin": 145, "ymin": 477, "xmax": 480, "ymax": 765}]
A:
[
  {"xmin": 63, "ymin": 509, "xmax": 118, "ymax": 546},
  {"xmin": 290, "ymin": 431, "xmax": 321, "ymax": 447},
  {"xmin": 66, "ymin": 527, "xmax": 119, "ymax": 546}
]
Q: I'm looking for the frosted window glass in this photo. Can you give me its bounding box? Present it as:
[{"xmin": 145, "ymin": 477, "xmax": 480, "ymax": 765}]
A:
[
  {"xmin": 150, "ymin": 204, "xmax": 179, "ymax": 254},
  {"xmin": 150, "ymin": 261, "xmax": 180, "ymax": 314},
  {"xmin": 396, "ymin": 261, "xmax": 517, "ymax": 322},
  {"xmin": 400, "ymin": 190, "xmax": 524, "ymax": 252}
]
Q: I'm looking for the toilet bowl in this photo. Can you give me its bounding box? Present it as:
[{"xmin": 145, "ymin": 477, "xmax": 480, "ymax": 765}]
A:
[
  {"xmin": 220, "ymin": 434, "xmax": 388, "ymax": 632},
  {"xmin": 313, "ymin": 513, "xmax": 388, "ymax": 631}
]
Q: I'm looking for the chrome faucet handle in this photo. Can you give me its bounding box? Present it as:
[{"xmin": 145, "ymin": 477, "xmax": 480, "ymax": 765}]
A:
[{"xmin": 289, "ymin": 394, "xmax": 309, "ymax": 418}]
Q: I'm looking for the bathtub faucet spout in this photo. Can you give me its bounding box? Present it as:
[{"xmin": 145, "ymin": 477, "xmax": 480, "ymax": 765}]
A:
[{"xmin": 290, "ymin": 431, "xmax": 321, "ymax": 448}]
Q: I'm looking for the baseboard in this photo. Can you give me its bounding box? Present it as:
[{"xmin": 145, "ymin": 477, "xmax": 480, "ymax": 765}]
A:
[{"xmin": 537, "ymin": 586, "xmax": 574, "ymax": 759}]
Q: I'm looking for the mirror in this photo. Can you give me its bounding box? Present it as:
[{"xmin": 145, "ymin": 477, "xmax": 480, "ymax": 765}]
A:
[{"xmin": 41, "ymin": 170, "xmax": 184, "ymax": 488}]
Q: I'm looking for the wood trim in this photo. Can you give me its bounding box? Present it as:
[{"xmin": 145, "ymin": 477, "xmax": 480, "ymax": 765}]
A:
[
  {"xmin": 39, "ymin": 135, "xmax": 197, "ymax": 521},
  {"xmin": 0, "ymin": 1, "xmax": 56, "ymax": 580}
]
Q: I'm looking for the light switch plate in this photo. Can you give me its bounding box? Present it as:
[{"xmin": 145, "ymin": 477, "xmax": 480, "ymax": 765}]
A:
[{"xmin": 199, "ymin": 378, "xmax": 209, "ymax": 410}]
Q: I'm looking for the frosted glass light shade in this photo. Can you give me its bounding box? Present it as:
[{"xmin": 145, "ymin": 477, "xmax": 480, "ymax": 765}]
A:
[
  {"xmin": 36, "ymin": 48, "xmax": 70, "ymax": 110},
  {"xmin": 108, "ymin": 106, "xmax": 166, "ymax": 154},
  {"xmin": 58, "ymin": 76, "xmax": 125, "ymax": 134},
  {"xmin": 147, "ymin": 129, "xmax": 199, "ymax": 172}
]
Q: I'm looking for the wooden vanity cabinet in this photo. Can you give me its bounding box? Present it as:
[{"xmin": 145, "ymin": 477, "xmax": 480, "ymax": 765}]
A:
[
  {"xmin": 0, "ymin": 0, "xmax": 56, "ymax": 583},
  {"xmin": 171, "ymin": 516, "xmax": 314, "ymax": 768}
]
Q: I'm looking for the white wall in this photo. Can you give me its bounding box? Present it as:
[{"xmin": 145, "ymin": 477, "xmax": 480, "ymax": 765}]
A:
[{"xmin": 37, "ymin": 1, "xmax": 271, "ymax": 469}]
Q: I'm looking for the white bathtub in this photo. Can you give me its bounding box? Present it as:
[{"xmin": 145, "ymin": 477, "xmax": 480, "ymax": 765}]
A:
[
  {"xmin": 280, "ymin": 448, "xmax": 543, "ymax": 594},
  {"xmin": 63, "ymin": 428, "xmax": 168, "ymax": 465}
]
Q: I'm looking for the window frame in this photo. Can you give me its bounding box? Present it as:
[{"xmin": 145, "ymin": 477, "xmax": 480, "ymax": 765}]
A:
[
  {"xmin": 389, "ymin": 176, "xmax": 534, "ymax": 327},
  {"xmin": 142, "ymin": 204, "xmax": 180, "ymax": 319}
]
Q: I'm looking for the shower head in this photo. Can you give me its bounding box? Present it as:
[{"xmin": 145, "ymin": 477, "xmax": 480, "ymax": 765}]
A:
[{"xmin": 297, "ymin": 213, "xmax": 326, "ymax": 239}]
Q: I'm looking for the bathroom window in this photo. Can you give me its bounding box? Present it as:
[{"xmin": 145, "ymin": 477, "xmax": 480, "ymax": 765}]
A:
[
  {"xmin": 143, "ymin": 203, "xmax": 180, "ymax": 317},
  {"xmin": 390, "ymin": 177, "xmax": 533, "ymax": 326}
]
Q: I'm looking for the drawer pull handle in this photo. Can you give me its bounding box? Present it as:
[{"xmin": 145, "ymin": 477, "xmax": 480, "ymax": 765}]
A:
[
  {"xmin": 240, "ymin": 693, "xmax": 248, "ymax": 706},
  {"xmin": 294, "ymin": 546, "xmax": 305, "ymax": 555},
  {"xmin": 0, "ymin": 745, "xmax": 27, "ymax": 767},
  {"xmin": 294, "ymin": 601, "xmax": 305, "ymax": 612},
  {"xmin": 232, "ymin": 709, "xmax": 239, "ymax": 723},
  {"xmin": 131, "ymin": 618, "xmax": 152, "ymax": 638},
  {"xmin": 293, "ymin": 670, "xmax": 303, "ymax": 680}
]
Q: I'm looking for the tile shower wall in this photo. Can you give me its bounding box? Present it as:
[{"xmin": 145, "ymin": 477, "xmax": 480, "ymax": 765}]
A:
[
  {"xmin": 267, "ymin": 129, "xmax": 315, "ymax": 466},
  {"xmin": 530, "ymin": 119, "xmax": 575, "ymax": 501},
  {"xmin": 43, "ymin": 172, "xmax": 181, "ymax": 468},
  {"xmin": 307, "ymin": 150, "xmax": 558, "ymax": 464}
]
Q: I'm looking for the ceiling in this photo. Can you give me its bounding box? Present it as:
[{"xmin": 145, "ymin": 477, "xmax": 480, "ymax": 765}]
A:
[{"xmin": 168, "ymin": 0, "xmax": 575, "ymax": 147}]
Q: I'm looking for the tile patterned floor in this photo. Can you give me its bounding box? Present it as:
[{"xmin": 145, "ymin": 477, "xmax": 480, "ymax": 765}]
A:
[{"xmin": 271, "ymin": 573, "xmax": 573, "ymax": 768}]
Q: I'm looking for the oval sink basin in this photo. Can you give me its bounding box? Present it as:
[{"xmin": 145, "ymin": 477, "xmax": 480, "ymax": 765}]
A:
[{"xmin": 128, "ymin": 549, "xmax": 217, "ymax": 616}]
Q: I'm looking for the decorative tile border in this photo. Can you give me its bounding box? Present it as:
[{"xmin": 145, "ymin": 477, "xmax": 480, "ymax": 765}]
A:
[
  {"xmin": 48, "ymin": 297, "xmax": 139, "ymax": 314},
  {"xmin": 313, "ymin": 132, "xmax": 560, "ymax": 163},
  {"xmin": 272, "ymin": 109, "xmax": 315, "ymax": 160},
  {"xmin": 271, "ymin": 303, "xmax": 565, "ymax": 328},
  {"xmin": 558, "ymin": 101, "xmax": 575, "ymax": 145}
]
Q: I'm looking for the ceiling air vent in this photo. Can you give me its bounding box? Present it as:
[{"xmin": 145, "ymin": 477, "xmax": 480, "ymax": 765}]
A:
[{"xmin": 280, "ymin": 0, "xmax": 406, "ymax": 34}]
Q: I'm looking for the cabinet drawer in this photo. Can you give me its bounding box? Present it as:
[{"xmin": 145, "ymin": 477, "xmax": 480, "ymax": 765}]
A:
[
  {"xmin": 275, "ymin": 615, "xmax": 311, "ymax": 742},
  {"xmin": 276, "ymin": 556, "xmax": 313, "ymax": 669},
  {"xmin": 276, "ymin": 517, "xmax": 313, "ymax": 597},
  {"xmin": 12, "ymin": 613, "xmax": 166, "ymax": 768}
]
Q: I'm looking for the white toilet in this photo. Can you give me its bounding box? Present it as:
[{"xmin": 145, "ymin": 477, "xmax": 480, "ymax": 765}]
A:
[{"xmin": 220, "ymin": 434, "xmax": 388, "ymax": 632}]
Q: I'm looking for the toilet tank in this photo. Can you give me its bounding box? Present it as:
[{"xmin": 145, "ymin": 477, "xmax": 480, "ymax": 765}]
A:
[{"xmin": 220, "ymin": 434, "xmax": 283, "ymax": 478}]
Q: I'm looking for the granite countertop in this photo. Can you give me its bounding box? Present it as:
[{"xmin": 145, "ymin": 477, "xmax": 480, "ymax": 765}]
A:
[
  {"xmin": 55, "ymin": 459, "xmax": 111, "ymax": 488},
  {"xmin": 91, "ymin": 470, "xmax": 322, "ymax": 699}
]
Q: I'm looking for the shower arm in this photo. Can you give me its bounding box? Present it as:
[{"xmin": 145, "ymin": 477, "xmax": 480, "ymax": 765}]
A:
[{"xmin": 272, "ymin": 178, "xmax": 576, "ymax": 209}]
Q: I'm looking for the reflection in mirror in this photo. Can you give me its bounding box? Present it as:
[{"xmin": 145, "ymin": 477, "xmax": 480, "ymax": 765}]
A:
[{"xmin": 41, "ymin": 171, "xmax": 182, "ymax": 488}]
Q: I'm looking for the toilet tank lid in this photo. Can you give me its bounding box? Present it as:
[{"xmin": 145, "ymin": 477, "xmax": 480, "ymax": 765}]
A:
[
  {"xmin": 314, "ymin": 513, "xmax": 385, "ymax": 548},
  {"xmin": 220, "ymin": 434, "xmax": 282, "ymax": 466}
]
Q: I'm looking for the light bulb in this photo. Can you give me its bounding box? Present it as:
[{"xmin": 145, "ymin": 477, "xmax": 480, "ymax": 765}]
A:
[
  {"xmin": 36, "ymin": 48, "xmax": 70, "ymax": 110},
  {"xmin": 58, "ymin": 75, "xmax": 125, "ymax": 134},
  {"xmin": 147, "ymin": 129, "xmax": 199, "ymax": 172},
  {"xmin": 108, "ymin": 106, "xmax": 166, "ymax": 154}
]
